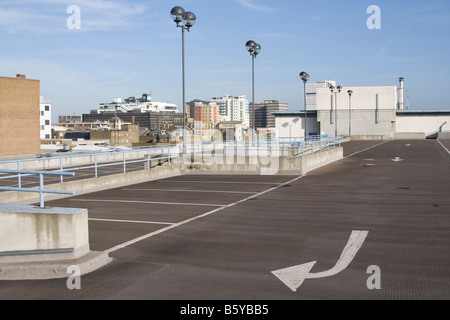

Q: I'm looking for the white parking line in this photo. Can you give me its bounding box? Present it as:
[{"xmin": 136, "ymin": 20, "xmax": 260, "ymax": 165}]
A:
[
  {"xmin": 437, "ymin": 140, "xmax": 450, "ymax": 155},
  {"xmin": 157, "ymin": 180, "xmax": 283, "ymax": 185},
  {"xmin": 122, "ymin": 188, "xmax": 257, "ymax": 194},
  {"xmin": 70, "ymin": 199, "xmax": 225, "ymax": 207},
  {"xmin": 345, "ymin": 141, "xmax": 388, "ymax": 158},
  {"xmin": 89, "ymin": 218, "xmax": 174, "ymax": 225},
  {"xmin": 104, "ymin": 175, "xmax": 305, "ymax": 255}
]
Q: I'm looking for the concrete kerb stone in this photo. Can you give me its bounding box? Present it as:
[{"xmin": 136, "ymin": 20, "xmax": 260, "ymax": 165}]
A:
[{"xmin": 0, "ymin": 250, "xmax": 112, "ymax": 280}]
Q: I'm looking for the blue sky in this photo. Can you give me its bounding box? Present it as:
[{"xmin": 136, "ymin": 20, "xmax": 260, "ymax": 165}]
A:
[{"xmin": 1, "ymin": 0, "xmax": 450, "ymax": 122}]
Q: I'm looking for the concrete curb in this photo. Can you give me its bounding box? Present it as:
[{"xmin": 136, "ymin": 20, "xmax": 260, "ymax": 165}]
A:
[{"xmin": 0, "ymin": 250, "xmax": 113, "ymax": 280}]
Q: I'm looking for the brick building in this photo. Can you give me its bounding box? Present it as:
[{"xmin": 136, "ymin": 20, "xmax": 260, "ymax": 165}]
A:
[{"xmin": 0, "ymin": 74, "xmax": 40, "ymax": 157}]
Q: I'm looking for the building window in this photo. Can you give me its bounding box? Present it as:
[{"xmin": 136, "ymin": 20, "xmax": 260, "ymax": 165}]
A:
[
  {"xmin": 45, "ymin": 105, "xmax": 50, "ymax": 111},
  {"xmin": 41, "ymin": 125, "xmax": 44, "ymax": 130},
  {"xmin": 41, "ymin": 111, "xmax": 44, "ymax": 116},
  {"xmin": 45, "ymin": 134, "xmax": 50, "ymax": 139},
  {"xmin": 45, "ymin": 120, "xmax": 50, "ymax": 125}
]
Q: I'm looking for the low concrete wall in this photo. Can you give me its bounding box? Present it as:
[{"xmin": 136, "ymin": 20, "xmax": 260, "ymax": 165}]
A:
[
  {"xmin": 438, "ymin": 132, "xmax": 450, "ymax": 140},
  {"xmin": 0, "ymin": 164, "xmax": 183, "ymax": 205},
  {"xmin": 183, "ymin": 147, "xmax": 343, "ymax": 176},
  {"xmin": 393, "ymin": 132, "xmax": 426, "ymax": 140},
  {"xmin": 0, "ymin": 204, "xmax": 89, "ymax": 263},
  {"xmin": 350, "ymin": 135, "xmax": 391, "ymax": 141}
]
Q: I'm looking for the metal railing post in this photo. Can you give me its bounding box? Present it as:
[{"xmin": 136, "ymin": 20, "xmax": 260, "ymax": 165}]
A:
[
  {"xmin": 17, "ymin": 161, "xmax": 21, "ymax": 188},
  {"xmin": 39, "ymin": 173, "xmax": 44, "ymax": 208},
  {"xmin": 94, "ymin": 154, "xmax": 98, "ymax": 178},
  {"xmin": 123, "ymin": 151, "xmax": 126, "ymax": 173},
  {"xmin": 60, "ymin": 158, "xmax": 64, "ymax": 183}
]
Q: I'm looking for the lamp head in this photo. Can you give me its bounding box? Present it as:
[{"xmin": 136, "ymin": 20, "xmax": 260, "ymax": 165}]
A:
[
  {"xmin": 182, "ymin": 11, "xmax": 196, "ymax": 30},
  {"xmin": 299, "ymin": 71, "xmax": 309, "ymax": 83},
  {"xmin": 170, "ymin": 6, "xmax": 186, "ymax": 25}
]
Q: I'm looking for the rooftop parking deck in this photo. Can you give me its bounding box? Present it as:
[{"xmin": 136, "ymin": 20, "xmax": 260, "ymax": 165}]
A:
[{"xmin": 0, "ymin": 140, "xmax": 449, "ymax": 300}]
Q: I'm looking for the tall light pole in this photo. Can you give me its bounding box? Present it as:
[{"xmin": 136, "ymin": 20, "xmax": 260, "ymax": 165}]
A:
[
  {"xmin": 299, "ymin": 72, "xmax": 309, "ymax": 139},
  {"xmin": 171, "ymin": 6, "xmax": 196, "ymax": 150},
  {"xmin": 330, "ymin": 85, "xmax": 342, "ymax": 137},
  {"xmin": 246, "ymin": 40, "xmax": 261, "ymax": 141},
  {"xmin": 347, "ymin": 90, "xmax": 353, "ymax": 137}
]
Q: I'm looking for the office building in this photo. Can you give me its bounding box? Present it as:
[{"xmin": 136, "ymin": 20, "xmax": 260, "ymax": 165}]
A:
[{"xmin": 250, "ymin": 100, "xmax": 288, "ymax": 129}]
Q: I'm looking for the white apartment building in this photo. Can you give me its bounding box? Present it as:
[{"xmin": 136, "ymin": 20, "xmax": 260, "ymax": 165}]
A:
[
  {"xmin": 210, "ymin": 95, "xmax": 249, "ymax": 128},
  {"xmin": 40, "ymin": 95, "xmax": 52, "ymax": 140}
]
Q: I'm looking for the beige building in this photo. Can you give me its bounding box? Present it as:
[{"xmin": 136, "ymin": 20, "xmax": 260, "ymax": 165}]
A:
[
  {"xmin": 0, "ymin": 74, "xmax": 40, "ymax": 157},
  {"xmin": 90, "ymin": 122, "xmax": 140, "ymax": 147}
]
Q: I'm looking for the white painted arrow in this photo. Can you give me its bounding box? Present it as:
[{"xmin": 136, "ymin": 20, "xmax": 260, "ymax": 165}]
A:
[
  {"xmin": 391, "ymin": 157, "xmax": 404, "ymax": 162},
  {"xmin": 272, "ymin": 230, "xmax": 369, "ymax": 292}
]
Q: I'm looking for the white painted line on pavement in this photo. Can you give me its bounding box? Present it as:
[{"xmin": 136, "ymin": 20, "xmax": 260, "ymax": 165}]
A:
[
  {"xmin": 345, "ymin": 141, "xmax": 387, "ymax": 158},
  {"xmin": 157, "ymin": 180, "xmax": 283, "ymax": 185},
  {"xmin": 437, "ymin": 140, "xmax": 450, "ymax": 155},
  {"xmin": 70, "ymin": 199, "xmax": 225, "ymax": 207},
  {"xmin": 89, "ymin": 218, "xmax": 174, "ymax": 225},
  {"xmin": 122, "ymin": 188, "xmax": 258, "ymax": 194},
  {"xmin": 104, "ymin": 175, "xmax": 306, "ymax": 255}
]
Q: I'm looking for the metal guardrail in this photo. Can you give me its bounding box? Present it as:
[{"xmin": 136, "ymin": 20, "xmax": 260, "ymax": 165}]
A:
[
  {"xmin": 0, "ymin": 169, "xmax": 75, "ymax": 208},
  {"xmin": 0, "ymin": 145, "xmax": 180, "ymax": 183},
  {"xmin": 0, "ymin": 137, "xmax": 340, "ymax": 207}
]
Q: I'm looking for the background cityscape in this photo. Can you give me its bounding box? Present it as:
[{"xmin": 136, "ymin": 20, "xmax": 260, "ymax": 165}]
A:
[{"xmin": 1, "ymin": 0, "xmax": 450, "ymax": 124}]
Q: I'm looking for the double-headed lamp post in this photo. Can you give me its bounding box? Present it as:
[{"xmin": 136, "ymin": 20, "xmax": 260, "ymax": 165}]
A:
[
  {"xmin": 245, "ymin": 40, "xmax": 261, "ymax": 140},
  {"xmin": 171, "ymin": 6, "xmax": 196, "ymax": 150},
  {"xmin": 330, "ymin": 84, "xmax": 342, "ymax": 137},
  {"xmin": 299, "ymin": 72, "xmax": 309, "ymax": 139},
  {"xmin": 347, "ymin": 90, "xmax": 353, "ymax": 137}
]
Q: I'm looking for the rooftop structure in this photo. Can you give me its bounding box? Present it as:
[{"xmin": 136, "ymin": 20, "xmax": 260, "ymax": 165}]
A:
[{"xmin": 94, "ymin": 93, "xmax": 177, "ymax": 114}]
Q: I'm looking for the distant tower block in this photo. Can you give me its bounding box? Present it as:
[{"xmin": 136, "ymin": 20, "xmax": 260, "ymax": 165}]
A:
[{"xmin": 398, "ymin": 77, "xmax": 404, "ymax": 110}]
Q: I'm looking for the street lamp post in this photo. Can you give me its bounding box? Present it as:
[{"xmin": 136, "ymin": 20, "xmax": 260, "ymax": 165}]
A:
[
  {"xmin": 330, "ymin": 85, "xmax": 342, "ymax": 137},
  {"xmin": 246, "ymin": 40, "xmax": 261, "ymax": 141},
  {"xmin": 171, "ymin": 6, "xmax": 196, "ymax": 151},
  {"xmin": 299, "ymin": 72, "xmax": 309, "ymax": 139},
  {"xmin": 347, "ymin": 90, "xmax": 353, "ymax": 137}
]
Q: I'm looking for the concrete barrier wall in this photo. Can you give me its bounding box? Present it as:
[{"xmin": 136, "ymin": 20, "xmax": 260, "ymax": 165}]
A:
[
  {"xmin": 184, "ymin": 147, "xmax": 343, "ymax": 176},
  {"xmin": 0, "ymin": 204, "xmax": 89, "ymax": 263},
  {"xmin": 393, "ymin": 132, "xmax": 426, "ymax": 140},
  {"xmin": 438, "ymin": 132, "xmax": 450, "ymax": 140},
  {"xmin": 350, "ymin": 135, "xmax": 391, "ymax": 141}
]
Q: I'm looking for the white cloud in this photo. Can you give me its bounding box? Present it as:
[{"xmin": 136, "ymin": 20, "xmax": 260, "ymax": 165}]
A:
[
  {"xmin": 235, "ymin": 0, "xmax": 280, "ymax": 12},
  {"xmin": 0, "ymin": 0, "xmax": 149, "ymax": 34}
]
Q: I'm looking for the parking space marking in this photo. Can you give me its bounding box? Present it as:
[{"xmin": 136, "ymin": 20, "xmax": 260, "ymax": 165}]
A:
[
  {"xmin": 345, "ymin": 141, "xmax": 388, "ymax": 158},
  {"xmin": 104, "ymin": 175, "xmax": 305, "ymax": 255},
  {"xmin": 157, "ymin": 180, "xmax": 283, "ymax": 185},
  {"xmin": 437, "ymin": 140, "xmax": 450, "ymax": 155},
  {"xmin": 122, "ymin": 188, "xmax": 258, "ymax": 194},
  {"xmin": 89, "ymin": 218, "xmax": 174, "ymax": 225},
  {"xmin": 70, "ymin": 199, "xmax": 226, "ymax": 207}
]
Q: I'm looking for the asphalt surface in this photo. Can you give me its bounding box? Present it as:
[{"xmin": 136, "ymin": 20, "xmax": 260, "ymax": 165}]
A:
[{"xmin": 0, "ymin": 140, "xmax": 449, "ymax": 301}]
